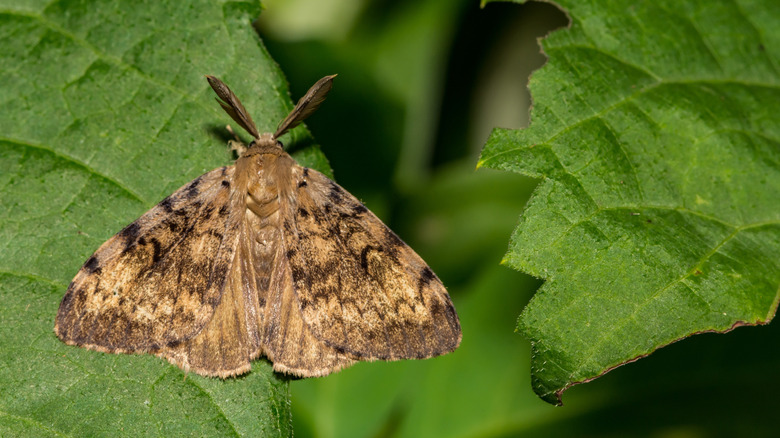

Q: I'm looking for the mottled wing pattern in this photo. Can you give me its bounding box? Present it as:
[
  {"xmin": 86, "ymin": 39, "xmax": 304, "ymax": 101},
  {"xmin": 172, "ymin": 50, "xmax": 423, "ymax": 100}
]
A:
[
  {"xmin": 55, "ymin": 166, "xmax": 241, "ymax": 357},
  {"xmin": 282, "ymin": 166, "xmax": 462, "ymax": 366},
  {"xmin": 160, "ymin": 217, "xmax": 268, "ymax": 377}
]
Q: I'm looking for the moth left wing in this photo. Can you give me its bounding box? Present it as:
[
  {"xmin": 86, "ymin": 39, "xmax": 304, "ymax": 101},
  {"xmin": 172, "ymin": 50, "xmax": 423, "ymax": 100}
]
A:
[
  {"xmin": 55, "ymin": 166, "xmax": 242, "ymax": 356},
  {"xmin": 282, "ymin": 167, "xmax": 462, "ymax": 364}
]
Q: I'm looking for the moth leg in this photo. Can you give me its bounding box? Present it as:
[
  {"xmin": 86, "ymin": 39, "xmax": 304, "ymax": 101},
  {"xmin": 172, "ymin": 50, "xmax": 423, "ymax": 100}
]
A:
[{"xmin": 226, "ymin": 125, "xmax": 248, "ymax": 157}]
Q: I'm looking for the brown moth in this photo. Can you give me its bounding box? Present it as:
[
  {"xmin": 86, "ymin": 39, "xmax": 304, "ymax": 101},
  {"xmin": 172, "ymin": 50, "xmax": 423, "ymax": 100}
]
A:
[{"xmin": 54, "ymin": 75, "xmax": 462, "ymax": 378}]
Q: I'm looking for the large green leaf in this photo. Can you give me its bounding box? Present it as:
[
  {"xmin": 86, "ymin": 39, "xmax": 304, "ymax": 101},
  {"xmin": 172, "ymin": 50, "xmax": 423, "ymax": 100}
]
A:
[
  {"xmin": 480, "ymin": 0, "xmax": 780, "ymax": 404},
  {"xmin": 0, "ymin": 0, "xmax": 331, "ymax": 435}
]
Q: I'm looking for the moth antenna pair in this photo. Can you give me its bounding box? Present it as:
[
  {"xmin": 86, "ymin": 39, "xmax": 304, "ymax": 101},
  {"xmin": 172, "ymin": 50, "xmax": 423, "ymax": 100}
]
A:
[{"xmin": 206, "ymin": 74, "xmax": 337, "ymax": 141}]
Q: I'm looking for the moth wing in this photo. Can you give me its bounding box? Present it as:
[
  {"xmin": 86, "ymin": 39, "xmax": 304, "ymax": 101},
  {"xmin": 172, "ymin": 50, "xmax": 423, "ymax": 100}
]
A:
[
  {"xmin": 55, "ymin": 166, "xmax": 242, "ymax": 355},
  {"xmin": 157, "ymin": 216, "xmax": 272, "ymax": 377},
  {"xmin": 283, "ymin": 167, "xmax": 462, "ymax": 363}
]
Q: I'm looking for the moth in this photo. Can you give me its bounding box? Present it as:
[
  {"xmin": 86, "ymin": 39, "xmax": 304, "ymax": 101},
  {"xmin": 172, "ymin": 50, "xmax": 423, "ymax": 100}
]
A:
[{"xmin": 54, "ymin": 75, "xmax": 462, "ymax": 377}]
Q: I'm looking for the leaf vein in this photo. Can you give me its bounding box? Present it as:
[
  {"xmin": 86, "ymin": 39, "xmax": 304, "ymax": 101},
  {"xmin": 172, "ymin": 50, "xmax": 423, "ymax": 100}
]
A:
[
  {"xmin": 0, "ymin": 136, "xmax": 146, "ymax": 204},
  {"xmin": 0, "ymin": 410, "xmax": 71, "ymax": 438}
]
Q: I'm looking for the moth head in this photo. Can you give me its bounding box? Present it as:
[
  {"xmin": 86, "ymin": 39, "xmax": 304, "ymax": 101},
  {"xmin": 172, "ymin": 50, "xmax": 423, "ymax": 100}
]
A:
[
  {"xmin": 250, "ymin": 132, "xmax": 280, "ymax": 151},
  {"xmin": 206, "ymin": 74, "xmax": 336, "ymax": 148}
]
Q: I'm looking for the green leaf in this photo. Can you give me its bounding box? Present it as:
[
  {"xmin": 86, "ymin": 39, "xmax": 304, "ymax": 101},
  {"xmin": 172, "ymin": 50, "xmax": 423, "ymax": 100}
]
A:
[
  {"xmin": 479, "ymin": 0, "xmax": 780, "ymax": 404},
  {"xmin": 0, "ymin": 0, "xmax": 330, "ymax": 435}
]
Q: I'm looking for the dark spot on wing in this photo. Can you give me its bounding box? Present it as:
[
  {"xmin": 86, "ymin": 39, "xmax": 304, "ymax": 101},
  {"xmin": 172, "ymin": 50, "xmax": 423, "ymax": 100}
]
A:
[
  {"xmin": 119, "ymin": 222, "xmax": 141, "ymax": 243},
  {"xmin": 298, "ymin": 207, "xmax": 309, "ymax": 218},
  {"xmin": 186, "ymin": 176, "xmax": 203, "ymax": 198},
  {"xmin": 167, "ymin": 219, "xmax": 180, "ymax": 233},
  {"xmin": 417, "ymin": 267, "xmax": 436, "ymax": 303},
  {"xmin": 176, "ymin": 309, "xmax": 194, "ymax": 325},
  {"xmin": 383, "ymin": 227, "xmax": 404, "ymax": 247},
  {"xmin": 59, "ymin": 286, "xmax": 74, "ymax": 313},
  {"xmin": 290, "ymin": 264, "xmax": 309, "ymax": 288},
  {"xmin": 352, "ymin": 204, "xmax": 368, "ymax": 215},
  {"xmin": 207, "ymin": 229, "xmax": 224, "ymax": 241},
  {"xmin": 160, "ymin": 196, "xmax": 174, "ymax": 213},
  {"xmin": 221, "ymin": 180, "xmax": 230, "ymax": 188},
  {"xmin": 303, "ymin": 167, "xmax": 309, "ymax": 177},
  {"xmin": 327, "ymin": 182, "xmax": 343, "ymax": 202},
  {"xmin": 202, "ymin": 204, "xmax": 216, "ymax": 218},
  {"xmin": 298, "ymin": 180, "xmax": 307, "ymax": 188},
  {"xmin": 83, "ymin": 256, "xmax": 101, "ymax": 274},
  {"xmin": 172, "ymin": 208, "xmax": 188, "ymax": 217},
  {"xmin": 420, "ymin": 267, "xmax": 435, "ymax": 285},
  {"xmin": 360, "ymin": 246, "xmax": 377, "ymax": 272},
  {"xmin": 429, "ymin": 299, "xmax": 442, "ymax": 318},
  {"xmin": 218, "ymin": 204, "xmax": 230, "ymax": 216}
]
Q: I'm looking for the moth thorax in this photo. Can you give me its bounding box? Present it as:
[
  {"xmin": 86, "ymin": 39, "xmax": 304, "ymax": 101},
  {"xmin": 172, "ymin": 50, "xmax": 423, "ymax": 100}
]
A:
[{"xmin": 243, "ymin": 133, "xmax": 283, "ymax": 159}]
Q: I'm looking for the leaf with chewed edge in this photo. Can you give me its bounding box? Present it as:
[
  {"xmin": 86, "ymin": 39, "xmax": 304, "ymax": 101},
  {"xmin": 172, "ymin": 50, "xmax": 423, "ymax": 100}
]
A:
[{"xmin": 479, "ymin": 0, "xmax": 780, "ymax": 404}]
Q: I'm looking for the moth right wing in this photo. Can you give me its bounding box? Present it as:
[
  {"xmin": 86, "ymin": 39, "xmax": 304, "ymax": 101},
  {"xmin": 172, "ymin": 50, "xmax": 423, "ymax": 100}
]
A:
[
  {"xmin": 281, "ymin": 166, "xmax": 461, "ymax": 369},
  {"xmin": 55, "ymin": 166, "xmax": 242, "ymax": 357}
]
